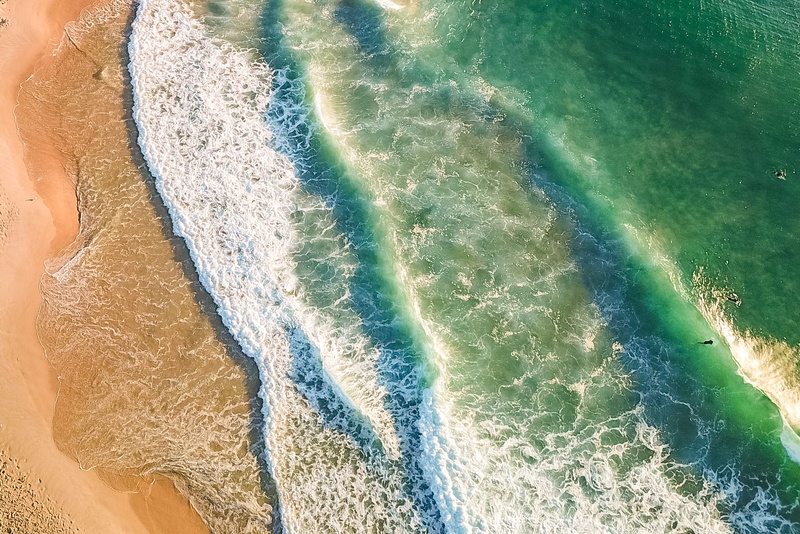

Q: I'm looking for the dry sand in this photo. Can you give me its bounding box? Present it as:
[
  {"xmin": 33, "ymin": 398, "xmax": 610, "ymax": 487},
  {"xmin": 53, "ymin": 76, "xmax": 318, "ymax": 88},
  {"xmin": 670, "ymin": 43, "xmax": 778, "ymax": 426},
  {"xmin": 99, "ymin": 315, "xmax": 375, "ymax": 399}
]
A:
[{"xmin": 0, "ymin": 0, "xmax": 209, "ymax": 532}]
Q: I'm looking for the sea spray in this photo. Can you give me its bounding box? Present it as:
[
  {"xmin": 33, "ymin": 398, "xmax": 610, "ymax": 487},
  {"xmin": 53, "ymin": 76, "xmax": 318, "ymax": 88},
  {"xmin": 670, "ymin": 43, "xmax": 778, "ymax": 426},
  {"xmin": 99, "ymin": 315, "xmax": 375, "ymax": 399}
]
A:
[
  {"xmin": 125, "ymin": 0, "xmax": 800, "ymax": 529},
  {"xmin": 409, "ymin": 0, "xmax": 800, "ymax": 448},
  {"xmin": 193, "ymin": 0, "xmax": 265, "ymax": 49},
  {"xmin": 695, "ymin": 273, "xmax": 800, "ymax": 433},
  {"xmin": 265, "ymin": 64, "xmax": 455, "ymax": 532},
  {"xmin": 128, "ymin": 0, "xmax": 428, "ymax": 530}
]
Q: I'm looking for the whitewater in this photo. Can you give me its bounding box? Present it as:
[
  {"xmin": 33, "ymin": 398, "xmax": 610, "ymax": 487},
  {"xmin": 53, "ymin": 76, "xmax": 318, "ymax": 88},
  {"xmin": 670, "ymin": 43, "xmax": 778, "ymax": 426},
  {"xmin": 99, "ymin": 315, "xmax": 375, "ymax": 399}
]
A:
[{"xmin": 127, "ymin": 0, "xmax": 800, "ymax": 531}]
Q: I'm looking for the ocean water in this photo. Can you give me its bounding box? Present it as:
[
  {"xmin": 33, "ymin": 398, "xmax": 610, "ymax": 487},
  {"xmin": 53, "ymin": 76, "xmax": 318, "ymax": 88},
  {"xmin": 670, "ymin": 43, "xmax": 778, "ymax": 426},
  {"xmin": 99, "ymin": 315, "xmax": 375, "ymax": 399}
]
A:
[{"xmin": 44, "ymin": 0, "xmax": 800, "ymax": 531}]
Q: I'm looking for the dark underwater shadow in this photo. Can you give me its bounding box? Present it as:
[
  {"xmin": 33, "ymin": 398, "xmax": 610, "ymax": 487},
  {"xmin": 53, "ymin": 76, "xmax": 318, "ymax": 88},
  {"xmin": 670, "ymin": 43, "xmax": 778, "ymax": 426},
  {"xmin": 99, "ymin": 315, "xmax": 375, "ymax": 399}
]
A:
[{"xmin": 256, "ymin": 0, "xmax": 447, "ymax": 531}]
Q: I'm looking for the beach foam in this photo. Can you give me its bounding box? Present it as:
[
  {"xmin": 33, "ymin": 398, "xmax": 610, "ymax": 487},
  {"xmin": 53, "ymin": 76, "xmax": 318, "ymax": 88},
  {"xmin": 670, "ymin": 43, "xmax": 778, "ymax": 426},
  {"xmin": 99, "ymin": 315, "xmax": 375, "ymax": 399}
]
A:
[{"xmin": 128, "ymin": 0, "xmax": 423, "ymax": 530}]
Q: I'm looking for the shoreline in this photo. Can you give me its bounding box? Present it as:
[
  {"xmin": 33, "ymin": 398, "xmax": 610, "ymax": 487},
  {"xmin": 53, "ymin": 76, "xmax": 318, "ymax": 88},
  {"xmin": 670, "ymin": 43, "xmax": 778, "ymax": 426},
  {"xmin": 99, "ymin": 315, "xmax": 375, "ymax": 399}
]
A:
[{"xmin": 0, "ymin": 0, "xmax": 209, "ymax": 532}]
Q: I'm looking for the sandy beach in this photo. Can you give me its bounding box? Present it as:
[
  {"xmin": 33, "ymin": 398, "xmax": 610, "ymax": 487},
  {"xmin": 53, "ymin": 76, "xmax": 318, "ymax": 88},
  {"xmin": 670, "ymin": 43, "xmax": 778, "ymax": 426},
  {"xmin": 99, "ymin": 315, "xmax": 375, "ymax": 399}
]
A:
[{"xmin": 0, "ymin": 0, "xmax": 209, "ymax": 531}]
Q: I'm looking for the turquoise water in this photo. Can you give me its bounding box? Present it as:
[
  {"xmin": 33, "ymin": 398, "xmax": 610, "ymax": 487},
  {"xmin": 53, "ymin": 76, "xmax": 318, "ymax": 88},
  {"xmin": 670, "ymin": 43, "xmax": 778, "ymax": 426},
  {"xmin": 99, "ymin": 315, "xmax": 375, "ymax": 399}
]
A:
[
  {"xmin": 131, "ymin": 0, "xmax": 800, "ymax": 530},
  {"xmin": 433, "ymin": 0, "xmax": 800, "ymax": 341}
]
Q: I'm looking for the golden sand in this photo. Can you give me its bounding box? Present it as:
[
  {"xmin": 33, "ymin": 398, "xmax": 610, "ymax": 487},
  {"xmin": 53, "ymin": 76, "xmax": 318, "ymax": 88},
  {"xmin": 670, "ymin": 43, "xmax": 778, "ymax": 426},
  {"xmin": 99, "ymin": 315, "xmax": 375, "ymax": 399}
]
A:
[
  {"xmin": 0, "ymin": 0, "xmax": 204, "ymax": 530},
  {"xmin": 14, "ymin": 0, "xmax": 274, "ymax": 531},
  {"xmin": 1, "ymin": 0, "xmax": 268, "ymax": 531}
]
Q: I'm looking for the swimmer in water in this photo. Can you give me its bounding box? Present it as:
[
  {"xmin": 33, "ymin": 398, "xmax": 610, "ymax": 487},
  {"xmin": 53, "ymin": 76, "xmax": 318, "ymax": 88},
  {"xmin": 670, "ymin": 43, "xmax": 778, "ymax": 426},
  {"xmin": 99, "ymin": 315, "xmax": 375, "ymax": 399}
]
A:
[
  {"xmin": 727, "ymin": 293, "xmax": 741, "ymax": 306},
  {"xmin": 776, "ymin": 170, "xmax": 787, "ymax": 180},
  {"xmin": 699, "ymin": 340, "xmax": 714, "ymax": 345}
]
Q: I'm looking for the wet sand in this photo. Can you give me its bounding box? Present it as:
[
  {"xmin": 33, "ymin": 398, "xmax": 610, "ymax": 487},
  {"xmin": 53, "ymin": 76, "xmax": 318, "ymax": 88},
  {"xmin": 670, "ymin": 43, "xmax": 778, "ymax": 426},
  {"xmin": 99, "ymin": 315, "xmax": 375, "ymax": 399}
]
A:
[
  {"xmin": 13, "ymin": 0, "xmax": 274, "ymax": 530},
  {"xmin": 0, "ymin": 0, "xmax": 210, "ymax": 531}
]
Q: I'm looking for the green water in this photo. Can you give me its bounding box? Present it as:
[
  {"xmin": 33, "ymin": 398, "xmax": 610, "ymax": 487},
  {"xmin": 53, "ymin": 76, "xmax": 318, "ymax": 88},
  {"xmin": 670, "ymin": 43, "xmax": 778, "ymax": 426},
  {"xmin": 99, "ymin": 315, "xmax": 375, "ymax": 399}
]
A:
[
  {"xmin": 249, "ymin": 0, "xmax": 800, "ymax": 527},
  {"xmin": 431, "ymin": 0, "xmax": 800, "ymax": 343},
  {"xmin": 140, "ymin": 0, "xmax": 800, "ymax": 529},
  {"xmin": 269, "ymin": 0, "xmax": 800, "ymax": 524},
  {"xmin": 413, "ymin": 0, "xmax": 800, "ymax": 494}
]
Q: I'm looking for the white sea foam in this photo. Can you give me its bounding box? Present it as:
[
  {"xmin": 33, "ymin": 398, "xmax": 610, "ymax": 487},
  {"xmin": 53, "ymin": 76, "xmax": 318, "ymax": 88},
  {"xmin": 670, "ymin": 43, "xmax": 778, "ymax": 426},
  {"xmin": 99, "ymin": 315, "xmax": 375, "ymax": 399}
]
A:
[
  {"xmin": 128, "ymin": 0, "xmax": 420, "ymax": 530},
  {"xmin": 194, "ymin": 0, "xmax": 265, "ymax": 49},
  {"xmin": 780, "ymin": 420, "xmax": 800, "ymax": 465},
  {"xmin": 374, "ymin": 0, "xmax": 406, "ymax": 11},
  {"xmin": 694, "ymin": 273, "xmax": 800, "ymax": 435},
  {"xmin": 416, "ymin": 318, "xmax": 734, "ymax": 534}
]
